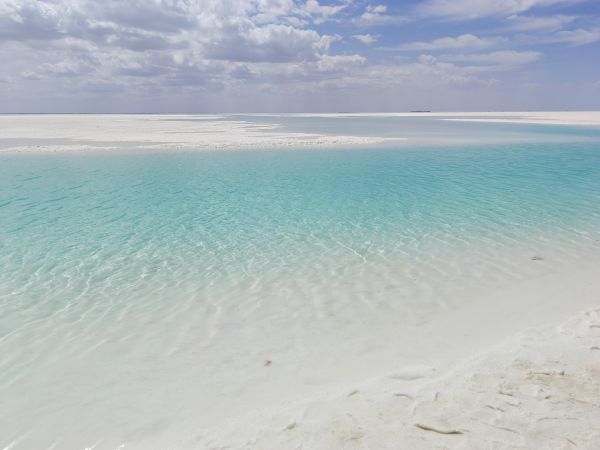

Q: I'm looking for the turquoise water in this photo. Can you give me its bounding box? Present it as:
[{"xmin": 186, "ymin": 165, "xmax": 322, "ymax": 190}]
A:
[{"xmin": 1, "ymin": 118, "xmax": 600, "ymax": 448}]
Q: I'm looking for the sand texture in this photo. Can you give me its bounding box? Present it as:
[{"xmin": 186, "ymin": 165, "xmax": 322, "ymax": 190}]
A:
[{"xmin": 201, "ymin": 308, "xmax": 600, "ymax": 449}]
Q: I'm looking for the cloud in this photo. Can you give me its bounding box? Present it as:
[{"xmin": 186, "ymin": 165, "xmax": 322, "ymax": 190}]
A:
[
  {"xmin": 287, "ymin": 53, "xmax": 497, "ymax": 94},
  {"xmin": 251, "ymin": 0, "xmax": 350, "ymax": 25},
  {"xmin": 354, "ymin": 4, "xmax": 408, "ymax": 27},
  {"xmin": 0, "ymin": 0, "xmax": 68, "ymax": 42},
  {"xmin": 303, "ymin": 0, "xmax": 350, "ymax": 22},
  {"xmin": 0, "ymin": 0, "xmax": 188, "ymax": 50},
  {"xmin": 397, "ymin": 34, "xmax": 498, "ymax": 51},
  {"xmin": 96, "ymin": 0, "xmax": 197, "ymax": 33},
  {"xmin": 353, "ymin": 34, "xmax": 378, "ymax": 44},
  {"xmin": 0, "ymin": 0, "xmax": 359, "ymax": 104},
  {"xmin": 0, "ymin": 0, "xmax": 347, "ymax": 66},
  {"xmin": 411, "ymin": 54, "xmax": 498, "ymax": 86},
  {"xmin": 315, "ymin": 54, "xmax": 366, "ymax": 72},
  {"xmin": 416, "ymin": 0, "xmax": 584, "ymax": 21},
  {"xmin": 205, "ymin": 23, "xmax": 337, "ymax": 62},
  {"xmin": 505, "ymin": 14, "xmax": 576, "ymax": 31},
  {"xmin": 541, "ymin": 28, "xmax": 600, "ymax": 45},
  {"xmin": 20, "ymin": 70, "xmax": 44, "ymax": 81},
  {"xmin": 0, "ymin": 0, "xmax": 598, "ymax": 112},
  {"xmin": 368, "ymin": 5, "xmax": 387, "ymax": 14},
  {"xmin": 441, "ymin": 50, "xmax": 542, "ymax": 69},
  {"xmin": 107, "ymin": 30, "xmax": 189, "ymax": 52}
]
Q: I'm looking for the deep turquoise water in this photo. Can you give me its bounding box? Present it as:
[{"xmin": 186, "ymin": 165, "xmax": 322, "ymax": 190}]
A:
[{"xmin": 1, "ymin": 117, "xmax": 600, "ymax": 448}]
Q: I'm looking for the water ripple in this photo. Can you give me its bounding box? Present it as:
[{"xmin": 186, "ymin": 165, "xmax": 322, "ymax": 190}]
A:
[{"xmin": 1, "ymin": 140, "xmax": 600, "ymax": 448}]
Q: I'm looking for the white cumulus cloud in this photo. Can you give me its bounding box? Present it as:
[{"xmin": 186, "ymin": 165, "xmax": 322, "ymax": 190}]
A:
[
  {"xmin": 416, "ymin": 0, "xmax": 585, "ymax": 21},
  {"xmin": 353, "ymin": 34, "xmax": 378, "ymax": 44},
  {"xmin": 441, "ymin": 50, "xmax": 542, "ymax": 70},
  {"xmin": 398, "ymin": 34, "xmax": 498, "ymax": 51}
]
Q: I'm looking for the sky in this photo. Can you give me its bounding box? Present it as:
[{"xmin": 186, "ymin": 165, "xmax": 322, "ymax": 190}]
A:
[{"xmin": 0, "ymin": 0, "xmax": 599, "ymax": 112}]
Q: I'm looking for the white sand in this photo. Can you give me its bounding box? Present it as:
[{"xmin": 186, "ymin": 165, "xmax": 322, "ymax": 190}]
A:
[
  {"xmin": 0, "ymin": 114, "xmax": 387, "ymax": 153},
  {"xmin": 1, "ymin": 112, "xmax": 597, "ymax": 154},
  {"xmin": 437, "ymin": 111, "xmax": 600, "ymax": 126},
  {"xmin": 134, "ymin": 263, "xmax": 600, "ymax": 449},
  {"xmin": 250, "ymin": 111, "xmax": 600, "ymax": 126},
  {"xmin": 210, "ymin": 307, "xmax": 600, "ymax": 449}
]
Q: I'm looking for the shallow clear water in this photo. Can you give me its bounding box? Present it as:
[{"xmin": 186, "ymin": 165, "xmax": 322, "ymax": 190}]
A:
[{"xmin": 1, "ymin": 117, "xmax": 600, "ymax": 448}]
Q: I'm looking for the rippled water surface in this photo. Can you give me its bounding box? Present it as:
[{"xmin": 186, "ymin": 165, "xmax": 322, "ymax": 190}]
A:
[{"xmin": 1, "ymin": 117, "xmax": 600, "ymax": 448}]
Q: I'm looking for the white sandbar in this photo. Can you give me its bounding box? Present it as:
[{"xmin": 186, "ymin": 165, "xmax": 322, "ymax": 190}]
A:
[
  {"xmin": 0, "ymin": 114, "xmax": 388, "ymax": 153},
  {"xmin": 250, "ymin": 111, "xmax": 600, "ymax": 126},
  {"xmin": 197, "ymin": 266, "xmax": 600, "ymax": 449},
  {"xmin": 438, "ymin": 111, "xmax": 600, "ymax": 126}
]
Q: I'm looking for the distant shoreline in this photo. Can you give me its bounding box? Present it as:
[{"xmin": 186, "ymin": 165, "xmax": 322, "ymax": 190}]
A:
[
  {"xmin": 0, "ymin": 114, "xmax": 394, "ymax": 153},
  {"xmin": 2, "ymin": 112, "xmax": 598, "ymax": 155}
]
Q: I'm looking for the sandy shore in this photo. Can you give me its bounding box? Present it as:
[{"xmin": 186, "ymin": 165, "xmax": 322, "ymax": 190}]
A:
[
  {"xmin": 438, "ymin": 111, "xmax": 600, "ymax": 126},
  {"xmin": 196, "ymin": 308, "xmax": 600, "ymax": 449},
  {"xmin": 1, "ymin": 112, "xmax": 598, "ymax": 155},
  {"xmin": 127, "ymin": 261, "xmax": 600, "ymax": 449},
  {"xmin": 235, "ymin": 308, "xmax": 599, "ymax": 449},
  {"xmin": 0, "ymin": 114, "xmax": 387, "ymax": 153},
  {"xmin": 250, "ymin": 111, "xmax": 600, "ymax": 126}
]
